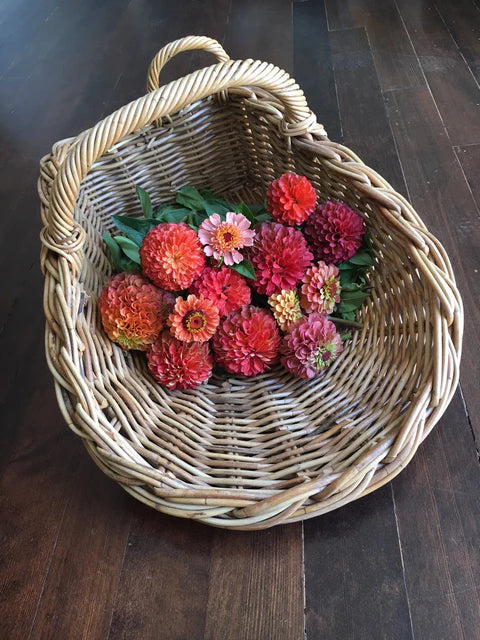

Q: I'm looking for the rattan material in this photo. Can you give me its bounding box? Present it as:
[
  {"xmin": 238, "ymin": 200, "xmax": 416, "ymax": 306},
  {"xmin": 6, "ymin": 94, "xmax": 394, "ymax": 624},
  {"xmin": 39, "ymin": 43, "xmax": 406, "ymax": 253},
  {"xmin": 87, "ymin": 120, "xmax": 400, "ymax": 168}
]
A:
[{"xmin": 38, "ymin": 36, "xmax": 463, "ymax": 530}]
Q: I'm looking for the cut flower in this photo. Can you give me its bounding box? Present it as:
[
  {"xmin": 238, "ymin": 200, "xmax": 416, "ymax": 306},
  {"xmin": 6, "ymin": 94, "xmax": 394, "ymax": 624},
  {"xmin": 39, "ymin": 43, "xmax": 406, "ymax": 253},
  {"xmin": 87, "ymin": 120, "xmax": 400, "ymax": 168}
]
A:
[
  {"xmin": 168, "ymin": 294, "xmax": 220, "ymax": 343},
  {"xmin": 300, "ymin": 262, "xmax": 341, "ymax": 315},
  {"xmin": 198, "ymin": 211, "xmax": 255, "ymax": 265},
  {"xmin": 267, "ymin": 173, "xmax": 317, "ymax": 225}
]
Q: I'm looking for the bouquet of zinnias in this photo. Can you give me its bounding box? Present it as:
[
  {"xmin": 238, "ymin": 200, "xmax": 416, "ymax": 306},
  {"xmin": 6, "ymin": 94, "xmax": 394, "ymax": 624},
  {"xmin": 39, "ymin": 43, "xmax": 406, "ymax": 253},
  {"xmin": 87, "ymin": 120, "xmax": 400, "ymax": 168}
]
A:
[{"xmin": 99, "ymin": 174, "xmax": 373, "ymax": 389}]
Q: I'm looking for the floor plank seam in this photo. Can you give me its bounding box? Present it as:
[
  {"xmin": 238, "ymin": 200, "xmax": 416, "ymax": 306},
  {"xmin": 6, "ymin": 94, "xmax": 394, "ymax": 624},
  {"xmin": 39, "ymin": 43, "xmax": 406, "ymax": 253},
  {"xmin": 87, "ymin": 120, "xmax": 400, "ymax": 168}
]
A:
[
  {"xmin": 459, "ymin": 385, "xmax": 480, "ymax": 463},
  {"xmin": 452, "ymin": 146, "xmax": 480, "ymax": 221},
  {"xmin": 391, "ymin": 483, "xmax": 416, "ymax": 640},
  {"xmin": 105, "ymin": 514, "xmax": 133, "ymax": 640},
  {"xmin": 433, "ymin": 0, "xmax": 480, "ymax": 92}
]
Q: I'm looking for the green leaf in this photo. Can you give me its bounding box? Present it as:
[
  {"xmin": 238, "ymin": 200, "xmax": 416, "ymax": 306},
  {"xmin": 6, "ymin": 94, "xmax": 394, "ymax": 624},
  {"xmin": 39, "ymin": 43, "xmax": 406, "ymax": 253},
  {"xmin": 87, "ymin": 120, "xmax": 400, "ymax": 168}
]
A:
[
  {"xmin": 103, "ymin": 232, "xmax": 122, "ymax": 271},
  {"xmin": 176, "ymin": 186, "xmax": 207, "ymax": 211},
  {"xmin": 229, "ymin": 259, "xmax": 257, "ymax": 280},
  {"xmin": 254, "ymin": 212, "xmax": 272, "ymax": 223},
  {"xmin": 114, "ymin": 236, "xmax": 141, "ymax": 264},
  {"xmin": 199, "ymin": 189, "xmax": 232, "ymax": 216},
  {"xmin": 136, "ymin": 186, "xmax": 153, "ymax": 218},
  {"xmin": 112, "ymin": 215, "xmax": 154, "ymax": 245},
  {"xmin": 349, "ymin": 250, "xmax": 375, "ymax": 267},
  {"xmin": 341, "ymin": 332, "xmax": 352, "ymax": 341},
  {"xmin": 155, "ymin": 205, "xmax": 191, "ymax": 223},
  {"xmin": 339, "ymin": 290, "xmax": 370, "ymax": 303},
  {"xmin": 247, "ymin": 204, "xmax": 266, "ymax": 215}
]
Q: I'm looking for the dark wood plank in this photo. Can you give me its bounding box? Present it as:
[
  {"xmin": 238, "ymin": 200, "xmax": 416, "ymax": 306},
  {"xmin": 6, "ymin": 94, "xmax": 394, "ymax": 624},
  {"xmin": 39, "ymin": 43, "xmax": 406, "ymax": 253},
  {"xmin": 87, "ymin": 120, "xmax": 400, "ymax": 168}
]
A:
[
  {"xmin": 391, "ymin": 390, "xmax": 480, "ymax": 640},
  {"xmin": 455, "ymin": 143, "xmax": 480, "ymax": 210},
  {"xmin": 108, "ymin": 508, "xmax": 213, "ymax": 640},
  {"xmin": 224, "ymin": 0, "xmax": 294, "ymax": 74},
  {"xmin": 383, "ymin": 85, "xmax": 480, "ymax": 445},
  {"xmin": 325, "ymin": 0, "xmax": 424, "ymax": 91},
  {"xmin": 396, "ymin": 0, "xmax": 480, "ymax": 145},
  {"xmin": 305, "ymin": 487, "xmax": 413, "ymax": 640},
  {"xmin": 204, "ymin": 526, "xmax": 304, "ymax": 640},
  {"xmin": 293, "ymin": 0, "xmax": 343, "ymax": 142},
  {"xmin": 29, "ymin": 463, "xmax": 132, "ymax": 640},
  {"xmin": 434, "ymin": 0, "xmax": 480, "ymax": 83},
  {"xmin": 330, "ymin": 27, "xmax": 408, "ymax": 194}
]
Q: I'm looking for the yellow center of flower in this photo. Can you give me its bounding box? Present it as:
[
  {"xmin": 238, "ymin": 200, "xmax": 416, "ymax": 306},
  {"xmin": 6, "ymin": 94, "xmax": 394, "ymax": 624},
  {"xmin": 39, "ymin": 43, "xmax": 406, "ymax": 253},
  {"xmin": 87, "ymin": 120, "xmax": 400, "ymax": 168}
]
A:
[
  {"xmin": 214, "ymin": 223, "xmax": 242, "ymax": 251},
  {"xmin": 322, "ymin": 276, "xmax": 338, "ymax": 302},
  {"xmin": 183, "ymin": 310, "xmax": 207, "ymax": 333}
]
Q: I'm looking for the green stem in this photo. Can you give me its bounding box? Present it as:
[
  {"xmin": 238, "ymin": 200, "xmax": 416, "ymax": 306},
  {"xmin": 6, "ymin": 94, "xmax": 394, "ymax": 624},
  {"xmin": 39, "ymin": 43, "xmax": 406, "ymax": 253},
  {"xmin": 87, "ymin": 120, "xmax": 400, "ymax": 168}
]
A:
[{"xmin": 328, "ymin": 316, "xmax": 363, "ymax": 330}]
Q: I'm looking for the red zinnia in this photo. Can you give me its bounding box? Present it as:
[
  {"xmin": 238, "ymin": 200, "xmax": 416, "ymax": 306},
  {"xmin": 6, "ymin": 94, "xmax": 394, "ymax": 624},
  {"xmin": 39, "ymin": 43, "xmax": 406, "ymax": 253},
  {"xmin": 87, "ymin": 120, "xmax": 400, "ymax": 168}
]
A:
[
  {"xmin": 247, "ymin": 222, "xmax": 313, "ymax": 296},
  {"xmin": 190, "ymin": 266, "xmax": 251, "ymax": 317},
  {"xmin": 147, "ymin": 331, "xmax": 213, "ymax": 390},
  {"xmin": 304, "ymin": 201, "xmax": 365, "ymax": 264},
  {"xmin": 168, "ymin": 294, "xmax": 220, "ymax": 343},
  {"xmin": 266, "ymin": 173, "xmax": 317, "ymax": 225},
  {"xmin": 140, "ymin": 222, "xmax": 205, "ymax": 291},
  {"xmin": 212, "ymin": 306, "xmax": 281, "ymax": 376}
]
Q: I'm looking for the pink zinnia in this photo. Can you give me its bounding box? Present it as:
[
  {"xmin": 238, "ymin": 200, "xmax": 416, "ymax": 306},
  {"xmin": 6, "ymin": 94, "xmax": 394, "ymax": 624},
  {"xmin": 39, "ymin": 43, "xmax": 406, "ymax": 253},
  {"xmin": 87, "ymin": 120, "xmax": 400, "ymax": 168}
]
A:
[
  {"xmin": 247, "ymin": 222, "xmax": 313, "ymax": 296},
  {"xmin": 300, "ymin": 262, "xmax": 341, "ymax": 315},
  {"xmin": 304, "ymin": 201, "xmax": 365, "ymax": 264},
  {"xmin": 190, "ymin": 266, "xmax": 251, "ymax": 317},
  {"xmin": 198, "ymin": 212, "xmax": 255, "ymax": 265},
  {"xmin": 168, "ymin": 294, "xmax": 219, "ymax": 343},
  {"xmin": 267, "ymin": 173, "xmax": 317, "ymax": 225},
  {"xmin": 281, "ymin": 314, "xmax": 343, "ymax": 379},
  {"xmin": 147, "ymin": 331, "xmax": 213, "ymax": 389},
  {"xmin": 212, "ymin": 306, "xmax": 281, "ymax": 376}
]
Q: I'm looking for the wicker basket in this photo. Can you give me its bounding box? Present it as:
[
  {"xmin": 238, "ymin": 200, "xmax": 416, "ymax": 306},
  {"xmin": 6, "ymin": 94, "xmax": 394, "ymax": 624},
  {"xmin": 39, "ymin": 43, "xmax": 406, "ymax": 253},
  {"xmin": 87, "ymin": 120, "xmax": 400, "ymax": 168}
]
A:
[{"xmin": 39, "ymin": 36, "xmax": 463, "ymax": 530}]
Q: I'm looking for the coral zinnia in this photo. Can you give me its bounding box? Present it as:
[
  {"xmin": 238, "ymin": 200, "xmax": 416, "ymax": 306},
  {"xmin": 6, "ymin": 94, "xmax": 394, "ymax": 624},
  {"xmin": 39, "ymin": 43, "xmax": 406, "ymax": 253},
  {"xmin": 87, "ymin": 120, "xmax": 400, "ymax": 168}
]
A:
[
  {"xmin": 268, "ymin": 289, "xmax": 302, "ymax": 332},
  {"xmin": 266, "ymin": 173, "xmax": 317, "ymax": 225},
  {"xmin": 281, "ymin": 314, "xmax": 343, "ymax": 379},
  {"xmin": 198, "ymin": 212, "xmax": 255, "ymax": 265},
  {"xmin": 147, "ymin": 331, "xmax": 213, "ymax": 390},
  {"xmin": 168, "ymin": 294, "xmax": 219, "ymax": 343},
  {"xmin": 212, "ymin": 306, "xmax": 281, "ymax": 376},
  {"xmin": 247, "ymin": 222, "xmax": 313, "ymax": 296},
  {"xmin": 300, "ymin": 262, "xmax": 341, "ymax": 315},
  {"xmin": 140, "ymin": 222, "xmax": 205, "ymax": 291},
  {"xmin": 304, "ymin": 201, "xmax": 365, "ymax": 264},
  {"xmin": 190, "ymin": 266, "xmax": 251, "ymax": 317},
  {"xmin": 98, "ymin": 272, "xmax": 165, "ymax": 351}
]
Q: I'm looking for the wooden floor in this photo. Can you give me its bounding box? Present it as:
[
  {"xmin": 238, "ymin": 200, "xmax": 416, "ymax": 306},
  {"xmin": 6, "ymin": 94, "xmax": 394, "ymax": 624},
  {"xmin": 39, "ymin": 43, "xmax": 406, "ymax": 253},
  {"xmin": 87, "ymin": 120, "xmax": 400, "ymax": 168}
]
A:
[{"xmin": 1, "ymin": 1, "xmax": 479, "ymax": 638}]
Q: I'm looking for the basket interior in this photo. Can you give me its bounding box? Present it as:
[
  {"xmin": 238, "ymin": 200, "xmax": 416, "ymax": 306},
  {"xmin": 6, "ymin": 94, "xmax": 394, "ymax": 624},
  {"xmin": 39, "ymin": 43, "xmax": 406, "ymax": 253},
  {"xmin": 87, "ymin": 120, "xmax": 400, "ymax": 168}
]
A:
[{"xmin": 74, "ymin": 92, "xmax": 432, "ymax": 496}]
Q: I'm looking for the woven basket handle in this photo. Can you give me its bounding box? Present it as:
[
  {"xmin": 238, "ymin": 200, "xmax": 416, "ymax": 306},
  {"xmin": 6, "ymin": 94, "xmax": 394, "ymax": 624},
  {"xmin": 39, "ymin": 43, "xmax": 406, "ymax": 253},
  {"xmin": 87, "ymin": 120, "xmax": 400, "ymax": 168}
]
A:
[
  {"xmin": 146, "ymin": 36, "xmax": 230, "ymax": 92},
  {"xmin": 47, "ymin": 47, "xmax": 314, "ymax": 245}
]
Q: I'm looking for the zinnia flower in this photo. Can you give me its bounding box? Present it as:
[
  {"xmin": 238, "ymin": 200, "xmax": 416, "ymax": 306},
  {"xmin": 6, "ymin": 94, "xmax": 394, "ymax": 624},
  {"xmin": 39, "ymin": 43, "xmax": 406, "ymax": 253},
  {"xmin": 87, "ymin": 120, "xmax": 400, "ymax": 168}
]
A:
[
  {"xmin": 247, "ymin": 222, "xmax": 313, "ymax": 296},
  {"xmin": 147, "ymin": 331, "xmax": 213, "ymax": 389},
  {"xmin": 281, "ymin": 314, "xmax": 343, "ymax": 379},
  {"xmin": 190, "ymin": 266, "xmax": 251, "ymax": 316},
  {"xmin": 168, "ymin": 294, "xmax": 219, "ymax": 342},
  {"xmin": 268, "ymin": 289, "xmax": 302, "ymax": 332},
  {"xmin": 198, "ymin": 212, "xmax": 255, "ymax": 265},
  {"xmin": 212, "ymin": 306, "xmax": 281, "ymax": 376},
  {"xmin": 304, "ymin": 201, "xmax": 365, "ymax": 264},
  {"xmin": 266, "ymin": 173, "xmax": 317, "ymax": 225},
  {"xmin": 98, "ymin": 272, "xmax": 165, "ymax": 351},
  {"xmin": 300, "ymin": 262, "xmax": 341, "ymax": 315},
  {"xmin": 140, "ymin": 223, "xmax": 205, "ymax": 290}
]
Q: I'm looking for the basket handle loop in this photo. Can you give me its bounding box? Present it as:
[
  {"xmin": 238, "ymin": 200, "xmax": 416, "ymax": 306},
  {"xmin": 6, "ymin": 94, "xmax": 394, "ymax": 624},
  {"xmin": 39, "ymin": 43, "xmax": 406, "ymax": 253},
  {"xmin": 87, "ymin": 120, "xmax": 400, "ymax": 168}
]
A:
[
  {"xmin": 147, "ymin": 36, "xmax": 230, "ymax": 92},
  {"xmin": 47, "ymin": 55, "xmax": 314, "ymax": 245}
]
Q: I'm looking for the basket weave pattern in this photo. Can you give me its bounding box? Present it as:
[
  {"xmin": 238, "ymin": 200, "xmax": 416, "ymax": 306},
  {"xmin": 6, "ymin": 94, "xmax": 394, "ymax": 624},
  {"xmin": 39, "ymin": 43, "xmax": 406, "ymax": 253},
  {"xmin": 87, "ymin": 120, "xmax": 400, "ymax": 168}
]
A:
[{"xmin": 39, "ymin": 37, "xmax": 463, "ymax": 529}]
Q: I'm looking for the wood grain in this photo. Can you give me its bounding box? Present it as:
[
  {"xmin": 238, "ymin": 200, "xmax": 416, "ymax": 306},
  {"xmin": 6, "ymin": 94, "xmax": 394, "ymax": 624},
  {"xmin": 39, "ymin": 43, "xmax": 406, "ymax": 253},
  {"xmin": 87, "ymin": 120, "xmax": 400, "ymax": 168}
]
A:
[
  {"xmin": 455, "ymin": 143, "xmax": 480, "ymax": 210},
  {"xmin": 396, "ymin": 0, "xmax": 480, "ymax": 145}
]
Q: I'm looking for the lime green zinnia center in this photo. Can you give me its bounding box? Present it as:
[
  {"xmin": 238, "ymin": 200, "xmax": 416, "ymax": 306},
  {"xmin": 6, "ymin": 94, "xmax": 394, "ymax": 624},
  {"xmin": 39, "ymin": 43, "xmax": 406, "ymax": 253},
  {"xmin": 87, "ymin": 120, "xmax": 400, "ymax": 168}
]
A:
[{"xmin": 314, "ymin": 344, "xmax": 336, "ymax": 370}]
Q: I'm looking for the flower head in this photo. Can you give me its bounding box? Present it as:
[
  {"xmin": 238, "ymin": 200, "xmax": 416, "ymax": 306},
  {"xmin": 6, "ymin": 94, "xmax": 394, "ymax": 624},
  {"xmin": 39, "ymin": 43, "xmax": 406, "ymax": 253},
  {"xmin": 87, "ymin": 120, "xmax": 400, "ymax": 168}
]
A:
[
  {"xmin": 147, "ymin": 331, "xmax": 213, "ymax": 389},
  {"xmin": 247, "ymin": 222, "xmax": 313, "ymax": 296},
  {"xmin": 190, "ymin": 266, "xmax": 251, "ymax": 316},
  {"xmin": 304, "ymin": 201, "xmax": 365, "ymax": 264},
  {"xmin": 267, "ymin": 173, "xmax": 317, "ymax": 225},
  {"xmin": 300, "ymin": 262, "xmax": 341, "ymax": 315},
  {"xmin": 281, "ymin": 314, "xmax": 343, "ymax": 379},
  {"xmin": 140, "ymin": 223, "xmax": 205, "ymax": 290},
  {"xmin": 198, "ymin": 212, "xmax": 255, "ymax": 265},
  {"xmin": 168, "ymin": 294, "xmax": 219, "ymax": 343},
  {"xmin": 98, "ymin": 272, "xmax": 166, "ymax": 351},
  {"xmin": 268, "ymin": 289, "xmax": 303, "ymax": 332},
  {"xmin": 212, "ymin": 306, "xmax": 281, "ymax": 376}
]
